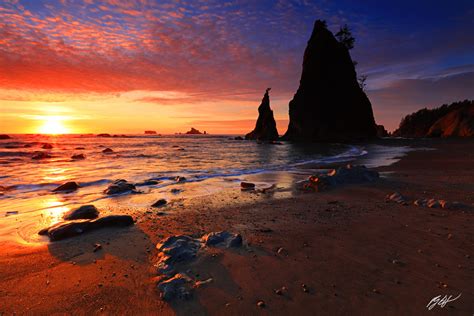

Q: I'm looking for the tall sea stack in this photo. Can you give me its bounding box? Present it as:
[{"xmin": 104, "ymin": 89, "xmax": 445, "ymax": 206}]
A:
[
  {"xmin": 245, "ymin": 88, "xmax": 279, "ymax": 141},
  {"xmin": 283, "ymin": 20, "xmax": 377, "ymax": 142}
]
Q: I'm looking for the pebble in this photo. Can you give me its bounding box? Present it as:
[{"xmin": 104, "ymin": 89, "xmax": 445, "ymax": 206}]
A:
[
  {"xmin": 256, "ymin": 300, "xmax": 265, "ymax": 308},
  {"xmin": 93, "ymin": 243, "xmax": 102, "ymax": 252}
]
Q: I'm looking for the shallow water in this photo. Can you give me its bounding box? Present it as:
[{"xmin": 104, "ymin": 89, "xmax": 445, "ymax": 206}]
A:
[{"xmin": 0, "ymin": 134, "xmax": 411, "ymax": 243}]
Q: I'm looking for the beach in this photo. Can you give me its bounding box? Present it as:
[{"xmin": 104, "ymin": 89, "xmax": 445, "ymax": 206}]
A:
[{"xmin": 0, "ymin": 139, "xmax": 472, "ymax": 315}]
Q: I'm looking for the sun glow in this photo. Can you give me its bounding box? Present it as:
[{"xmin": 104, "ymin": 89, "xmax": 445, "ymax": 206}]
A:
[{"xmin": 38, "ymin": 116, "xmax": 71, "ymax": 134}]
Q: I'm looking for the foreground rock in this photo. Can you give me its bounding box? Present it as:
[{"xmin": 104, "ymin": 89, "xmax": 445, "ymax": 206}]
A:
[
  {"xmin": 38, "ymin": 215, "xmax": 134, "ymax": 241},
  {"xmin": 155, "ymin": 232, "xmax": 243, "ymax": 301},
  {"xmin": 53, "ymin": 181, "xmax": 80, "ymax": 192},
  {"xmin": 104, "ymin": 179, "xmax": 137, "ymax": 195},
  {"xmin": 245, "ymin": 88, "xmax": 279, "ymax": 141},
  {"xmin": 63, "ymin": 205, "xmax": 99, "ymax": 220},
  {"xmin": 241, "ymin": 182, "xmax": 255, "ymax": 190},
  {"xmin": 304, "ymin": 164, "xmax": 379, "ymax": 191},
  {"xmin": 283, "ymin": 20, "xmax": 377, "ymax": 142},
  {"xmin": 393, "ymin": 100, "xmax": 473, "ymax": 137}
]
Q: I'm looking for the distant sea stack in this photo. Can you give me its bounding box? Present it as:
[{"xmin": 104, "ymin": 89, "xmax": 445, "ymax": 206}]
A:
[
  {"xmin": 283, "ymin": 20, "xmax": 377, "ymax": 142},
  {"xmin": 393, "ymin": 100, "xmax": 473, "ymax": 138},
  {"xmin": 245, "ymin": 88, "xmax": 279, "ymax": 141},
  {"xmin": 186, "ymin": 128, "xmax": 203, "ymax": 135}
]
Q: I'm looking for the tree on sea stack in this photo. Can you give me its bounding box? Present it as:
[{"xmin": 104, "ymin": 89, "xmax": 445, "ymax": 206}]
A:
[
  {"xmin": 245, "ymin": 88, "xmax": 279, "ymax": 141},
  {"xmin": 283, "ymin": 20, "xmax": 377, "ymax": 142}
]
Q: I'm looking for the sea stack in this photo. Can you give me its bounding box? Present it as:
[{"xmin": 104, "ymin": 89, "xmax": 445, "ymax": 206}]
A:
[
  {"xmin": 245, "ymin": 88, "xmax": 279, "ymax": 141},
  {"xmin": 283, "ymin": 20, "xmax": 377, "ymax": 142}
]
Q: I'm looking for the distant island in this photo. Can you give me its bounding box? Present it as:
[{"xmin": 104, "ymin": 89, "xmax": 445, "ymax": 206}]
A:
[
  {"xmin": 185, "ymin": 128, "xmax": 207, "ymax": 135},
  {"xmin": 144, "ymin": 130, "xmax": 157, "ymax": 135}
]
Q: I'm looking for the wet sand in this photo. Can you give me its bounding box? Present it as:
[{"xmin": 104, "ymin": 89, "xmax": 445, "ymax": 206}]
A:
[{"xmin": 0, "ymin": 139, "xmax": 472, "ymax": 315}]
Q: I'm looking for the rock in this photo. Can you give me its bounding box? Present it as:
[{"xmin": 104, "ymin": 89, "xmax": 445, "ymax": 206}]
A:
[
  {"xmin": 245, "ymin": 88, "xmax": 279, "ymax": 141},
  {"xmin": 102, "ymin": 148, "xmax": 114, "ymax": 154},
  {"xmin": 155, "ymin": 235, "xmax": 201, "ymax": 275},
  {"xmin": 305, "ymin": 165, "xmax": 379, "ymax": 191},
  {"xmin": 283, "ymin": 20, "xmax": 377, "ymax": 142},
  {"xmin": 104, "ymin": 179, "xmax": 137, "ymax": 195},
  {"xmin": 414, "ymin": 199, "xmax": 428, "ymax": 207},
  {"xmin": 75, "ymin": 147, "xmax": 85, "ymax": 150},
  {"xmin": 97, "ymin": 133, "xmax": 111, "ymax": 137},
  {"xmin": 241, "ymin": 182, "xmax": 256, "ymax": 190},
  {"xmin": 135, "ymin": 180, "xmax": 160, "ymax": 186},
  {"xmin": 144, "ymin": 130, "xmax": 157, "ymax": 134},
  {"xmin": 42, "ymin": 143, "xmax": 53, "ymax": 149},
  {"xmin": 175, "ymin": 176, "xmax": 186, "ymax": 182},
  {"xmin": 185, "ymin": 128, "xmax": 202, "ymax": 135},
  {"xmin": 0, "ymin": 134, "xmax": 11, "ymax": 140},
  {"xmin": 38, "ymin": 215, "xmax": 134, "ymax": 241},
  {"xmin": 53, "ymin": 181, "xmax": 80, "ymax": 192},
  {"xmin": 201, "ymin": 231, "xmax": 243, "ymax": 248},
  {"xmin": 93, "ymin": 243, "xmax": 102, "ymax": 252},
  {"xmin": 32, "ymin": 152, "xmax": 51, "ymax": 160},
  {"xmin": 63, "ymin": 205, "xmax": 99, "ymax": 220},
  {"xmin": 427, "ymin": 199, "xmax": 441, "ymax": 208},
  {"xmin": 157, "ymin": 273, "xmax": 192, "ymax": 301},
  {"xmin": 171, "ymin": 188, "xmax": 182, "ymax": 194},
  {"xmin": 393, "ymin": 100, "xmax": 473, "ymax": 137},
  {"xmin": 71, "ymin": 154, "xmax": 85, "ymax": 160},
  {"xmin": 376, "ymin": 124, "xmax": 389, "ymax": 137},
  {"xmin": 257, "ymin": 300, "xmax": 266, "ymax": 308},
  {"xmin": 152, "ymin": 199, "xmax": 167, "ymax": 207},
  {"xmin": 234, "ymin": 136, "xmax": 244, "ymax": 140}
]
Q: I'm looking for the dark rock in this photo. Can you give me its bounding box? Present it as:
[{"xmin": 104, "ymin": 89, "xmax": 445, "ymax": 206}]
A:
[
  {"xmin": 104, "ymin": 179, "xmax": 137, "ymax": 195},
  {"xmin": 157, "ymin": 273, "xmax": 192, "ymax": 301},
  {"xmin": 304, "ymin": 164, "xmax": 379, "ymax": 191},
  {"xmin": 135, "ymin": 180, "xmax": 160, "ymax": 186},
  {"xmin": 38, "ymin": 215, "xmax": 134, "ymax": 241},
  {"xmin": 376, "ymin": 124, "xmax": 389, "ymax": 137},
  {"xmin": 42, "ymin": 143, "xmax": 53, "ymax": 149},
  {"xmin": 53, "ymin": 181, "xmax": 80, "ymax": 192},
  {"xmin": 241, "ymin": 182, "xmax": 255, "ymax": 190},
  {"xmin": 93, "ymin": 243, "xmax": 102, "ymax": 252},
  {"xmin": 63, "ymin": 205, "xmax": 99, "ymax": 220},
  {"xmin": 75, "ymin": 147, "xmax": 85, "ymax": 150},
  {"xmin": 102, "ymin": 148, "xmax": 114, "ymax": 154},
  {"xmin": 175, "ymin": 176, "xmax": 186, "ymax": 182},
  {"xmin": 393, "ymin": 100, "xmax": 473, "ymax": 137},
  {"xmin": 152, "ymin": 199, "xmax": 167, "ymax": 207},
  {"xmin": 97, "ymin": 133, "xmax": 111, "ymax": 137},
  {"xmin": 234, "ymin": 136, "xmax": 244, "ymax": 140},
  {"xmin": 71, "ymin": 154, "xmax": 85, "ymax": 160},
  {"xmin": 32, "ymin": 152, "xmax": 51, "ymax": 160},
  {"xmin": 283, "ymin": 20, "xmax": 377, "ymax": 142},
  {"xmin": 0, "ymin": 134, "xmax": 11, "ymax": 140},
  {"xmin": 171, "ymin": 188, "xmax": 182, "ymax": 194},
  {"xmin": 201, "ymin": 231, "xmax": 243, "ymax": 248},
  {"xmin": 155, "ymin": 235, "xmax": 201, "ymax": 275},
  {"xmin": 245, "ymin": 88, "xmax": 279, "ymax": 141},
  {"xmin": 185, "ymin": 128, "xmax": 202, "ymax": 135}
]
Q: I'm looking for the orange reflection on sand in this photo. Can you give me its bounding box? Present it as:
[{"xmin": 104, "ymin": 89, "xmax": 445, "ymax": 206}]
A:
[{"xmin": 41, "ymin": 197, "xmax": 70, "ymax": 226}]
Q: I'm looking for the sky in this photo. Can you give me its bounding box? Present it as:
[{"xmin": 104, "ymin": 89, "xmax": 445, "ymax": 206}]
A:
[{"xmin": 1, "ymin": 0, "xmax": 473, "ymax": 134}]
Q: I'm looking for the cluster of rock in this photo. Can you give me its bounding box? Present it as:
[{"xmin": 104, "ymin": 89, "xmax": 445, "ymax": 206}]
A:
[
  {"xmin": 104, "ymin": 179, "xmax": 138, "ymax": 195},
  {"xmin": 38, "ymin": 204, "xmax": 134, "ymax": 241},
  {"xmin": 393, "ymin": 100, "xmax": 474, "ymax": 138},
  {"xmin": 245, "ymin": 88, "xmax": 279, "ymax": 141},
  {"xmin": 155, "ymin": 231, "xmax": 243, "ymax": 301},
  {"xmin": 303, "ymin": 164, "xmax": 379, "ymax": 191},
  {"xmin": 386, "ymin": 192, "xmax": 470, "ymax": 210}
]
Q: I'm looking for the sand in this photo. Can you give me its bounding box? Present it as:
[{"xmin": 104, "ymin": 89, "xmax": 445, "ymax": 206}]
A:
[{"xmin": 0, "ymin": 139, "xmax": 472, "ymax": 315}]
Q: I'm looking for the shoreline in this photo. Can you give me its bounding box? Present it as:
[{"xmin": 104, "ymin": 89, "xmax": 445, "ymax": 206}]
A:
[{"xmin": 0, "ymin": 139, "xmax": 472, "ymax": 315}]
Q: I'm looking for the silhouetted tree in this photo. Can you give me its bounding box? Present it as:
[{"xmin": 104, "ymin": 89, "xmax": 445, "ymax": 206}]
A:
[
  {"xmin": 358, "ymin": 75, "xmax": 367, "ymax": 91},
  {"xmin": 336, "ymin": 24, "xmax": 355, "ymax": 50}
]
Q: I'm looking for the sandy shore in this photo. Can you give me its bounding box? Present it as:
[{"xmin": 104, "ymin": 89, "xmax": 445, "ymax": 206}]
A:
[{"xmin": 0, "ymin": 139, "xmax": 472, "ymax": 315}]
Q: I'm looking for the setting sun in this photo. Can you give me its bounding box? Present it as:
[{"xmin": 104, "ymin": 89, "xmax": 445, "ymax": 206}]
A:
[{"xmin": 38, "ymin": 117, "xmax": 71, "ymax": 134}]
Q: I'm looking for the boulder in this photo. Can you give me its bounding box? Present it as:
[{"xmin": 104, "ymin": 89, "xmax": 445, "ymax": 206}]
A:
[
  {"xmin": 245, "ymin": 88, "xmax": 279, "ymax": 141},
  {"xmin": 102, "ymin": 148, "xmax": 114, "ymax": 154},
  {"xmin": 283, "ymin": 20, "xmax": 377, "ymax": 142},
  {"xmin": 157, "ymin": 273, "xmax": 193, "ymax": 301},
  {"xmin": 38, "ymin": 215, "xmax": 134, "ymax": 241},
  {"xmin": 42, "ymin": 143, "xmax": 53, "ymax": 149},
  {"xmin": 53, "ymin": 181, "xmax": 80, "ymax": 192},
  {"xmin": 71, "ymin": 154, "xmax": 85, "ymax": 160},
  {"xmin": 104, "ymin": 179, "xmax": 137, "ymax": 195},
  {"xmin": 63, "ymin": 205, "xmax": 99, "ymax": 220},
  {"xmin": 201, "ymin": 231, "xmax": 243, "ymax": 248},
  {"xmin": 241, "ymin": 182, "xmax": 256, "ymax": 190}
]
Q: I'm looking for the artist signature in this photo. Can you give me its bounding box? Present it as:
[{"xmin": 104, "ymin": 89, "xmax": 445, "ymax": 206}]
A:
[{"xmin": 426, "ymin": 293, "xmax": 462, "ymax": 310}]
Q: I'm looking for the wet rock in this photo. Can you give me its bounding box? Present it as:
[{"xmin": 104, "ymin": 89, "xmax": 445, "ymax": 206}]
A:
[
  {"xmin": 71, "ymin": 154, "xmax": 85, "ymax": 160},
  {"xmin": 305, "ymin": 164, "xmax": 378, "ymax": 191},
  {"xmin": 104, "ymin": 179, "xmax": 137, "ymax": 195},
  {"xmin": 75, "ymin": 147, "xmax": 85, "ymax": 150},
  {"xmin": 0, "ymin": 134, "xmax": 11, "ymax": 140},
  {"xmin": 42, "ymin": 143, "xmax": 53, "ymax": 149},
  {"xmin": 152, "ymin": 199, "xmax": 167, "ymax": 207},
  {"xmin": 257, "ymin": 300, "xmax": 266, "ymax": 308},
  {"xmin": 38, "ymin": 215, "xmax": 134, "ymax": 241},
  {"xmin": 102, "ymin": 148, "xmax": 114, "ymax": 154},
  {"xmin": 241, "ymin": 182, "xmax": 255, "ymax": 190},
  {"xmin": 32, "ymin": 152, "xmax": 51, "ymax": 160},
  {"xmin": 53, "ymin": 181, "xmax": 80, "ymax": 193},
  {"xmin": 155, "ymin": 235, "xmax": 201, "ymax": 275},
  {"xmin": 201, "ymin": 231, "xmax": 243, "ymax": 248},
  {"xmin": 93, "ymin": 243, "xmax": 102, "ymax": 252},
  {"xmin": 157, "ymin": 273, "xmax": 192, "ymax": 301},
  {"xmin": 63, "ymin": 205, "xmax": 99, "ymax": 220},
  {"xmin": 175, "ymin": 176, "xmax": 186, "ymax": 182},
  {"xmin": 427, "ymin": 199, "xmax": 441, "ymax": 208},
  {"xmin": 414, "ymin": 199, "xmax": 428, "ymax": 207}
]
